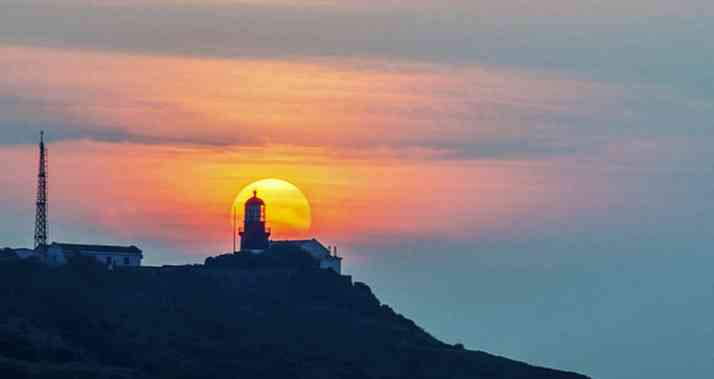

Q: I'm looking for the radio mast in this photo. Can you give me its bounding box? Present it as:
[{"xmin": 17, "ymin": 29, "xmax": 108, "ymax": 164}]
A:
[{"xmin": 34, "ymin": 131, "xmax": 48, "ymax": 252}]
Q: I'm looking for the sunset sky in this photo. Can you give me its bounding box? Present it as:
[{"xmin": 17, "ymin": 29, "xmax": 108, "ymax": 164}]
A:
[{"xmin": 1, "ymin": 1, "xmax": 713, "ymax": 378}]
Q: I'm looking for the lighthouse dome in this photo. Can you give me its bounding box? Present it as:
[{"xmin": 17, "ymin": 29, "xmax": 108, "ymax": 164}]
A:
[{"xmin": 245, "ymin": 191, "xmax": 265, "ymax": 206}]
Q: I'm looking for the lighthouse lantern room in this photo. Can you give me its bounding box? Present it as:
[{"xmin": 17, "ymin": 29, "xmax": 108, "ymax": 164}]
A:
[{"xmin": 239, "ymin": 191, "xmax": 271, "ymax": 253}]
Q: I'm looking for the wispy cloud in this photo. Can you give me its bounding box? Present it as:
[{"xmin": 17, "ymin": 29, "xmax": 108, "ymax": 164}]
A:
[
  {"xmin": 3, "ymin": 1, "xmax": 713, "ymax": 95},
  {"xmin": 1, "ymin": 45, "xmax": 628, "ymax": 160}
]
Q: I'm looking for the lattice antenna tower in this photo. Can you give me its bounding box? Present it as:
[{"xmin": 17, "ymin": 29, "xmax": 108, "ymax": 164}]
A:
[{"xmin": 34, "ymin": 131, "xmax": 48, "ymax": 252}]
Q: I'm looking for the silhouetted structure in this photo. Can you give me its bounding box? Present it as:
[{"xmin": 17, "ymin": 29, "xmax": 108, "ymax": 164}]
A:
[
  {"xmin": 239, "ymin": 191, "xmax": 271, "ymax": 252},
  {"xmin": 34, "ymin": 132, "xmax": 48, "ymax": 253},
  {"xmin": 0, "ymin": 132, "xmax": 145, "ymax": 267},
  {"xmin": 236, "ymin": 190, "xmax": 342, "ymax": 273}
]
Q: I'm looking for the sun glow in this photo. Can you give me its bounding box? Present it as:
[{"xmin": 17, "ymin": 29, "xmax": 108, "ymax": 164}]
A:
[{"xmin": 232, "ymin": 178, "xmax": 311, "ymax": 237}]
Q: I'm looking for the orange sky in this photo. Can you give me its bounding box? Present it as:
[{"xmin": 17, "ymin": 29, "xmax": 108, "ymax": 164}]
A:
[
  {"xmin": 0, "ymin": 138, "xmax": 613, "ymax": 261},
  {"xmin": 0, "ymin": 45, "xmax": 625, "ymax": 259},
  {"xmin": 0, "ymin": 46, "xmax": 615, "ymax": 151}
]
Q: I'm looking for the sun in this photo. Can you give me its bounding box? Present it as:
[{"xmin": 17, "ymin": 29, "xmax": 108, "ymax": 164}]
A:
[{"xmin": 232, "ymin": 178, "xmax": 311, "ymax": 237}]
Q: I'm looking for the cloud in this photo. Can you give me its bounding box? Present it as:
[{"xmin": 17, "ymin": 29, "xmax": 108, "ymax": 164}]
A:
[
  {"xmin": 2, "ymin": 0, "xmax": 713, "ymax": 101},
  {"xmin": 1, "ymin": 45, "xmax": 629, "ymax": 159},
  {"xmin": 4, "ymin": 43, "xmax": 712, "ymax": 167}
]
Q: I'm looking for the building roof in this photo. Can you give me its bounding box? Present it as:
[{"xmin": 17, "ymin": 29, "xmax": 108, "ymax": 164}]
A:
[
  {"xmin": 271, "ymin": 239, "xmax": 340, "ymax": 260},
  {"xmin": 51, "ymin": 242, "xmax": 142, "ymax": 255},
  {"xmin": 271, "ymin": 239, "xmax": 326, "ymax": 248}
]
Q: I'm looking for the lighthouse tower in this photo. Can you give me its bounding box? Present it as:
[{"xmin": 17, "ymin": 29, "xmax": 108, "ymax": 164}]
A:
[{"xmin": 239, "ymin": 191, "xmax": 271, "ymax": 253}]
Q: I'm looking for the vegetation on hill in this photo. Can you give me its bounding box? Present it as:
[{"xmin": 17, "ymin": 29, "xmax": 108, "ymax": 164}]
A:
[{"xmin": 0, "ymin": 253, "xmax": 590, "ymax": 379}]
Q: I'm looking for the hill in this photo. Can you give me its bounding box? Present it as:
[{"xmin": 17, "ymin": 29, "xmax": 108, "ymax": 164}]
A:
[{"xmin": 0, "ymin": 254, "xmax": 590, "ymax": 379}]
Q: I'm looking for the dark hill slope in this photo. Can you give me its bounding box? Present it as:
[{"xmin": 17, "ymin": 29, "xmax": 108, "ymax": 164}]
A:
[{"xmin": 0, "ymin": 258, "xmax": 589, "ymax": 379}]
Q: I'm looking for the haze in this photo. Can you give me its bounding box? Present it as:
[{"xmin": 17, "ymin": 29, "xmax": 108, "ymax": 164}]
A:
[{"xmin": 1, "ymin": 1, "xmax": 713, "ymax": 378}]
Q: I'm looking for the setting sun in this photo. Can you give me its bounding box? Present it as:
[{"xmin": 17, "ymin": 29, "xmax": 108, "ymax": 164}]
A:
[{"xmin": 232, "ymin": 178, "xmax": 311, "ymax": 237}]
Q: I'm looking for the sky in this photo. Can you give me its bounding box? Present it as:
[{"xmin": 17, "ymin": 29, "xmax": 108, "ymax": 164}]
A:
[{"xmin": 1, "ymin": 1, "xmax": 713, "ymax": 378}]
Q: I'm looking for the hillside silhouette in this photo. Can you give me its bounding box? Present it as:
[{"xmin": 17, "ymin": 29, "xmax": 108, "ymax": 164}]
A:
[{"xmin": 0, "ymin": 251, "xmax": 590, "ymax": 379}]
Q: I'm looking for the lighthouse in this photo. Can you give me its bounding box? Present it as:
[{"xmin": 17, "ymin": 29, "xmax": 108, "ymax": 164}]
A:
[{"xmin": 239, "ymin": 191, "xmax": 271, "ymax": 253}]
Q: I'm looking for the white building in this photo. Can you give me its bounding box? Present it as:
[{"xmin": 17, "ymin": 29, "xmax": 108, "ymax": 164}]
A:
[
  {"xmin": 45, "ymin": 243, "xmax": 143, "ymax": 268},
  {"xmin": 270, "ymin": 239, "xmax": 342, "ymax": 274}
]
